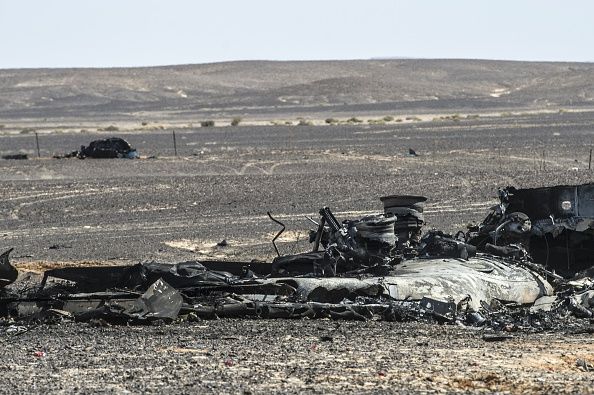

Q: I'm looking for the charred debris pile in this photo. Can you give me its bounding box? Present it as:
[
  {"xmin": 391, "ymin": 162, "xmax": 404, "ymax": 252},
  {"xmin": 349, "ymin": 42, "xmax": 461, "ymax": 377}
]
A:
[
  {"xmin": 1, "ymin": 183, "xmax": 594, "ymax": 332},
  {"xmin": 2, "ymin": 137, "xmax": 139, "ymax": 161},
  {"xmin": 53, "ymin": 137, "xmax": 138, "ymax": 159}
]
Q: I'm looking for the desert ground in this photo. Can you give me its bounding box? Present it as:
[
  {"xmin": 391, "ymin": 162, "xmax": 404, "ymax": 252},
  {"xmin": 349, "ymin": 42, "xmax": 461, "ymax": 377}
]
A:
[{"xmin": 1, "ymin": 60, "xmax": 594, "ymax": 393}]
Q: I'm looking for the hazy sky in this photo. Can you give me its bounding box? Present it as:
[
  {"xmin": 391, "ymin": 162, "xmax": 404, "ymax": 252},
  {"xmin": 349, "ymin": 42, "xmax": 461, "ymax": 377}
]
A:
[{"xmin": 1, "ymin": 0, "xmax": 592, "ymax": 68}]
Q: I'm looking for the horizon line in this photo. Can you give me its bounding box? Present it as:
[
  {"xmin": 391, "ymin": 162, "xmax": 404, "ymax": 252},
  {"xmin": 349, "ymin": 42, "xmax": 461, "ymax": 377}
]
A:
[{"xmin": 1, "ymin": 56, "xmax": 594, "ymax": 71}]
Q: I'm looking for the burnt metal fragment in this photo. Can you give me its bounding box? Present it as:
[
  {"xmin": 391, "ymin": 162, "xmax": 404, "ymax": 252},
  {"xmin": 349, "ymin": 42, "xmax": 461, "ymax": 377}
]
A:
[
  {"xmin": 468, "ymin": 183, "xmax": 594, "ymax": 277},
  {"xmin": 419, "ymin": 297, "xmax": 457, "ymax": 322},
  {"xmin": 71, "ymin": 279, "xmax": 182, "ymax": 323},
  {"xmin": 482, "ymin": 333, "xmax": 513, "ymax": 342},
  {"xmin": 419, "ymin": 230, "xmax": 476, "ymax": 259},
  {"xmin": 279, "ymin": 206, "xmax": 401, "ymax": 277}
]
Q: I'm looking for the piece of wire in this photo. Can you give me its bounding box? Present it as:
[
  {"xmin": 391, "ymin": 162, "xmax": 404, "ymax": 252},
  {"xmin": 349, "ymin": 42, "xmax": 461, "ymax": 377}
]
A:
[{"xmin": 267, "ymin": 212, "xmax": 285, "ymax": 257}]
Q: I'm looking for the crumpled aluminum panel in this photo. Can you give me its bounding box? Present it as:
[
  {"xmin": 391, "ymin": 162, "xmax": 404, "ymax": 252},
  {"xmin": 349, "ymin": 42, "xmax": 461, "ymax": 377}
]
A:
[{"xmin": 268, "ymin": 255, "xmax": 552, "ymax": 311}]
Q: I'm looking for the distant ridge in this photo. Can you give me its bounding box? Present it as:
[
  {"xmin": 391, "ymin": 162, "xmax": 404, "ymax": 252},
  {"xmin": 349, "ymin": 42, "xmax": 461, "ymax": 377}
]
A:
[{"xmin": 1, "ymin": 59, "xmax": 593, "ymax": 121}]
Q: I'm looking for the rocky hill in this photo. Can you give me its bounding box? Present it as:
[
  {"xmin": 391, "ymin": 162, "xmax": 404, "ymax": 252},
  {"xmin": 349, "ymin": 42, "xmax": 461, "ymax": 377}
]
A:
[{"xmin": 1, "ymin": 59, "xmax": 593, "ymax": 121}]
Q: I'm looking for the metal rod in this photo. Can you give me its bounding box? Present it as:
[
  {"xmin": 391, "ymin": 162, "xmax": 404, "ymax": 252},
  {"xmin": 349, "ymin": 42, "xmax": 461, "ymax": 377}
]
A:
[
  {"xmin": 172, "ymin": 130, "xmax": 178, "ymax": 157},
  {"xmin": 267, "ymin": 212, "xmax": 285, "ymax": 257},
  {"xmin": 313, "ymin": 217, "xmax": 326, "ymax": 252},
  {"xmin": 492, "ymin": 219, "xmax": 512, "ymax": 246},
  {"xmin": 589, "ymin": 148, "xmax": 592, "ymax": 170},
  {"xmin": 34, "ymin": 132, "xmax": 40, "ymax": 158},
  {"xmin": 304, "ymin": 215, "xmax": 319, "ymax": 226}
]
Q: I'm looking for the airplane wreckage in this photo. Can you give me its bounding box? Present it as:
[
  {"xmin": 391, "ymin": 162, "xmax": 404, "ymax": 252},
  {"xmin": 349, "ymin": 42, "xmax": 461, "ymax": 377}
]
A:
[
  {"xmin": 53, "ymin": 137, "xmax": 139, "ymax": 159},
  {"xmin": 1, "ymin": 183, "xmax": 594, "ymax": 331}
]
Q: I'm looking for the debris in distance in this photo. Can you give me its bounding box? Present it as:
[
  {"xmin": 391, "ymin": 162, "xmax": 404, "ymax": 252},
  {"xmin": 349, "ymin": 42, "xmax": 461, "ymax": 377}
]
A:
[
  {"xmin": 54, "ymin": 137, "xmax": 138, "ymax": 159},
  {"xmin": 48, "ymin": 244, "xmax": 72, "ymax": 250},
  {"xmin": 1, "ymin": 154, "xmax": 28, "ymax": 160},
  {"xmin": 217, "ymin": 239, "xmax": 229, "ymax": 247}
]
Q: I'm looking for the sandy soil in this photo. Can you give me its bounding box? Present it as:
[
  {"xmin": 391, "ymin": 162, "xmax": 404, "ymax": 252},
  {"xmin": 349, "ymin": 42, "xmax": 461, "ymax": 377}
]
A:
[{"xmin": 1, "ymin": 321, "xmax": 593, "ymax": 394}]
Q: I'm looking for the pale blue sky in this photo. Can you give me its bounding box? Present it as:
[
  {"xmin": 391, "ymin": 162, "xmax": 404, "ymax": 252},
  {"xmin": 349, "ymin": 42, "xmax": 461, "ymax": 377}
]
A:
[{"xmin": 0, "ymin": 0, "xmax": 592, "ymax": 68}]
